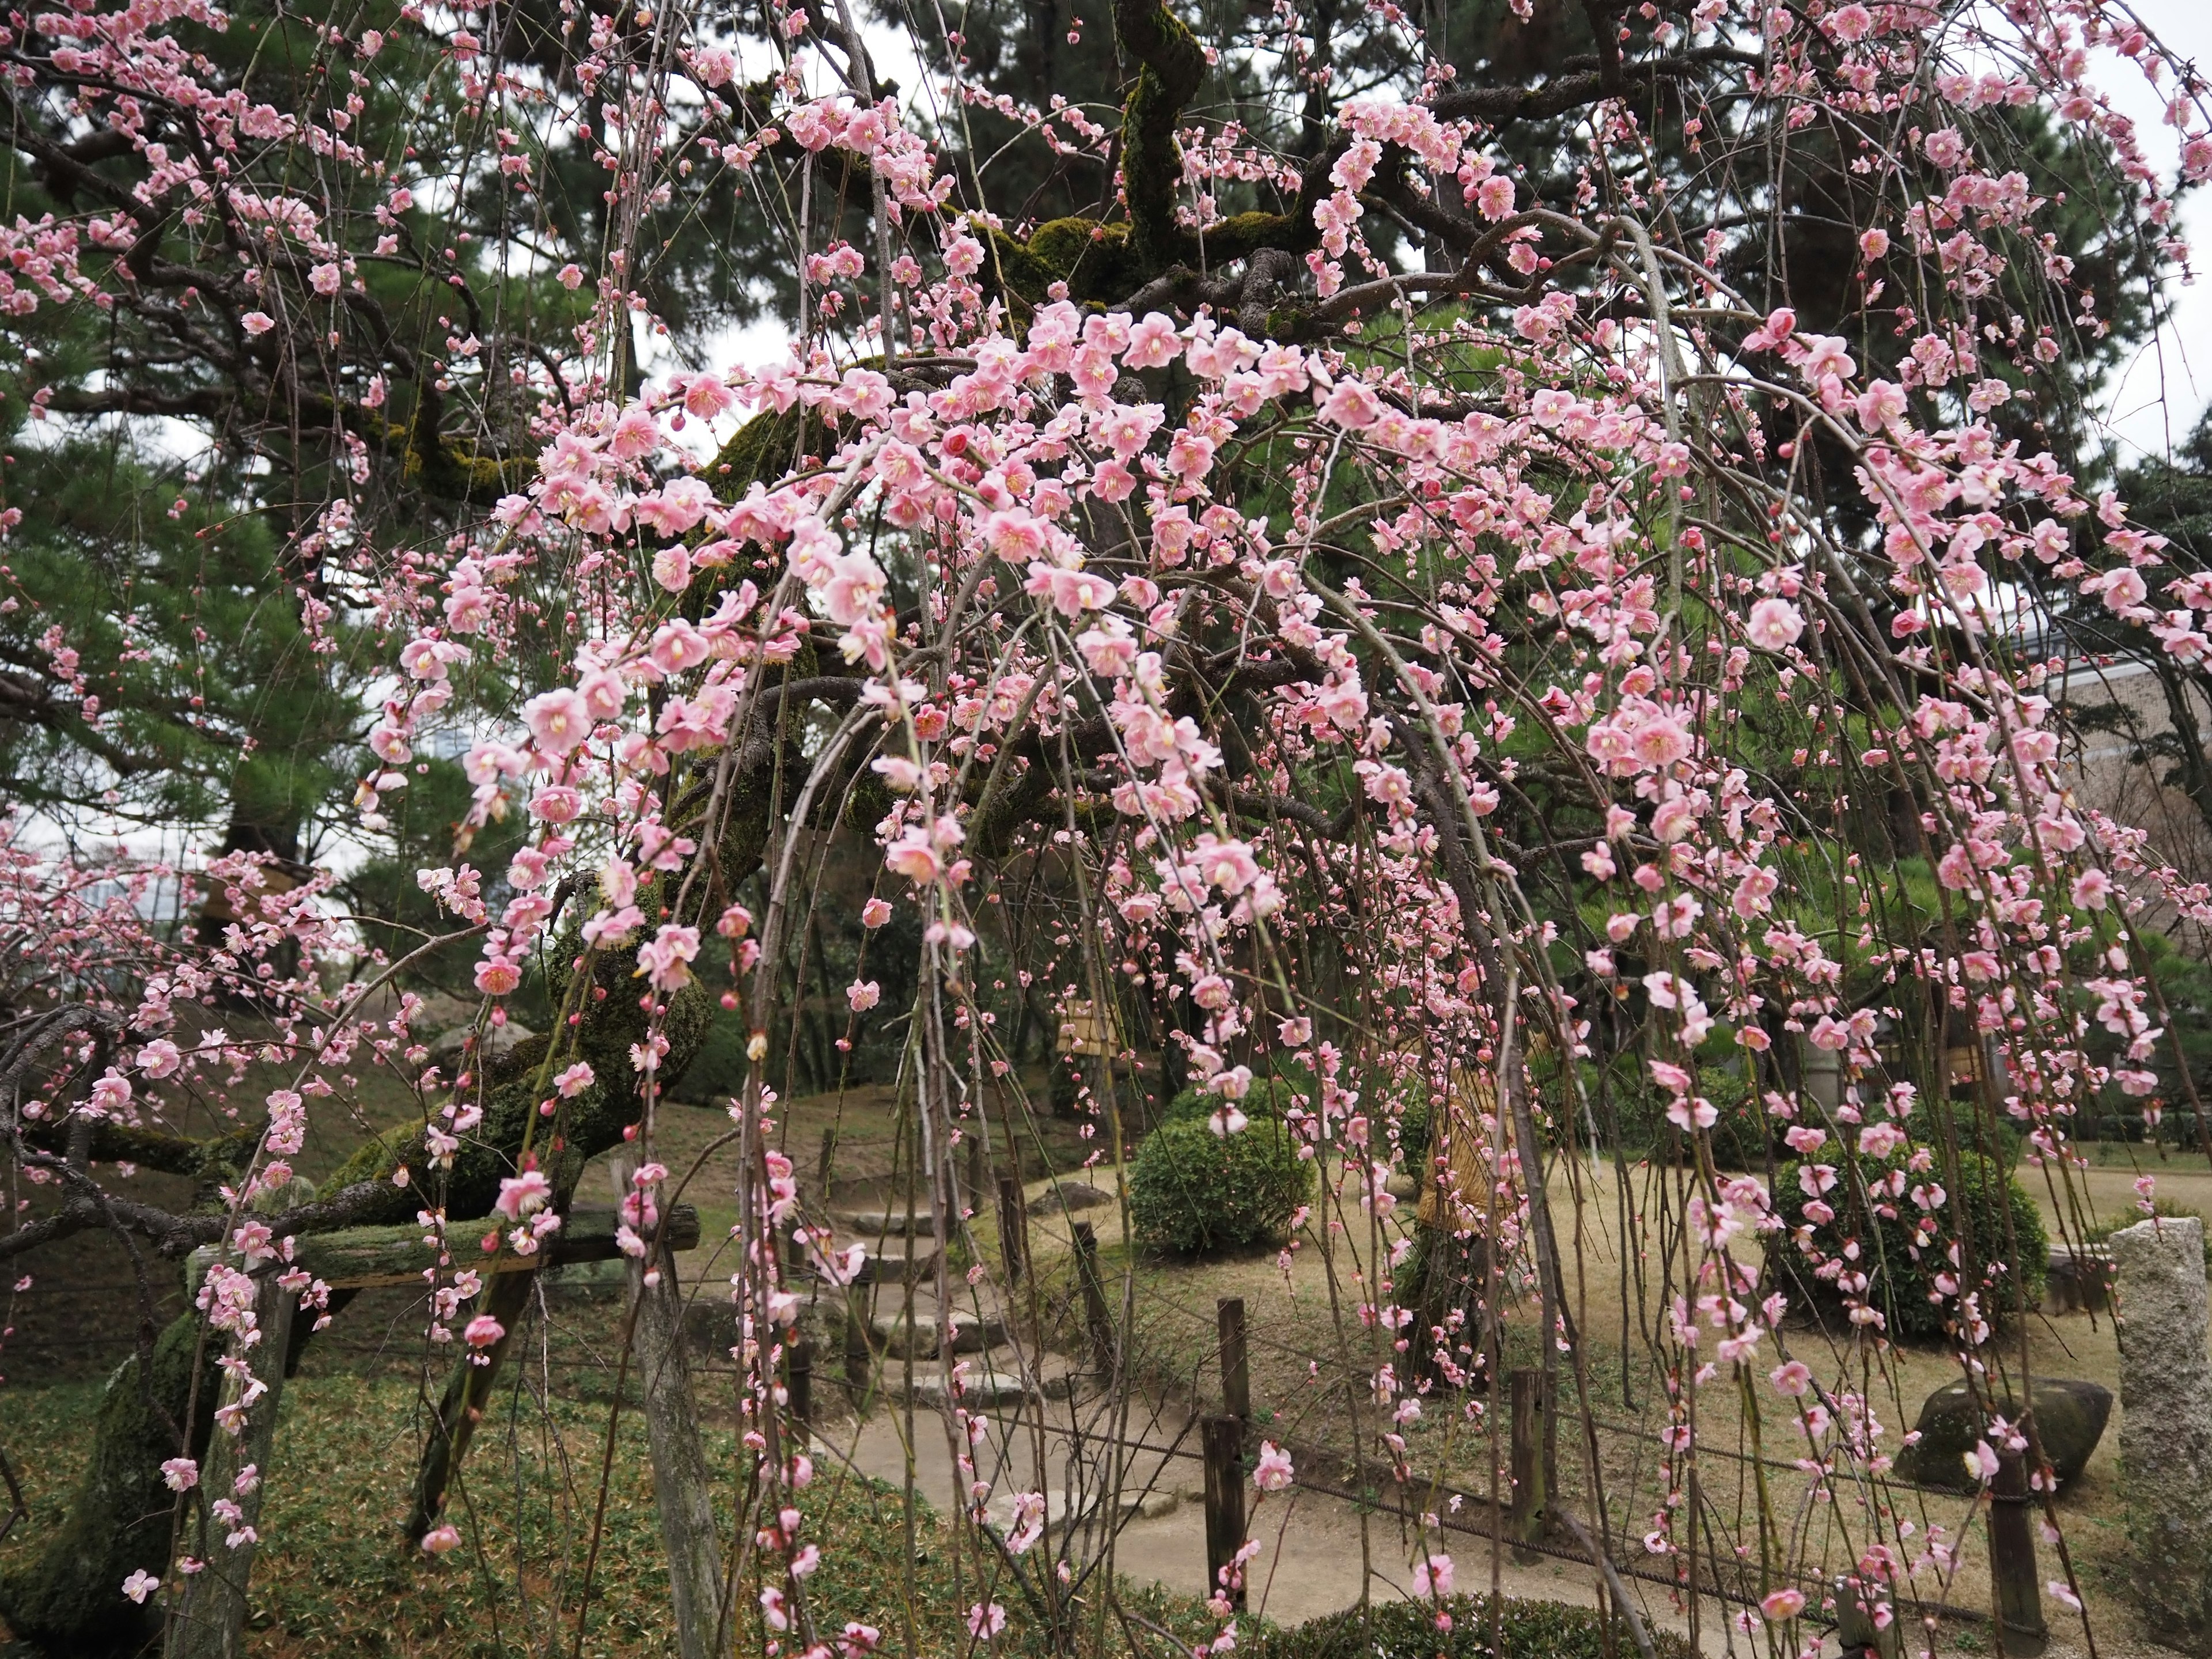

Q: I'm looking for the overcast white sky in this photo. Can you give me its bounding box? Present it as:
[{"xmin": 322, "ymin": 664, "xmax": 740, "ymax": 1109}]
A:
[{"xmin": 2078, "ymin": 0, "xmax": 2212, "ymax": 460}]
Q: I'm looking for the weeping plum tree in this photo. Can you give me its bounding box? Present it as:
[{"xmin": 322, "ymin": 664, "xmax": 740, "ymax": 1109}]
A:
[{"xmin": 5, "ymin": 0, "xmax": 2212, "ymax": 1652}]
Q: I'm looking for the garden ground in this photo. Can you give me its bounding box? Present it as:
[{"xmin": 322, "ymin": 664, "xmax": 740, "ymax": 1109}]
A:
[{"xmin": 5, "ymin": 1059, "xmax": 2209, "ymax": 1657}]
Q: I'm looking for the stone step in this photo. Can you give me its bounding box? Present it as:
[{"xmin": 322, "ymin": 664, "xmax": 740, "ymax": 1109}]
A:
[
  {"xmin": 983, "ymin": 1483, "xmax": 1179, "ymax": 1535},
  {"xmin": 836, "ymin": 1209, "xmax": 940, "ymax": 1238},
  {"xmin": 853, "ymin": 1241, "xmax": 942, "ymax": 1286},
  {"xmin": 872, "ymin": 1309, "xmax": 1010, "ymax": 1359},
  {"xmin": 888, "ymin": 1347, "xmax": 1080, "ymax": 1410}
]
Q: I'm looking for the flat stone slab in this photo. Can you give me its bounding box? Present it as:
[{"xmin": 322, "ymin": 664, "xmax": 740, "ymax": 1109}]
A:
[
  {"xmin": 984, "ymin": 1485, "xmax": 1177, "ymax": 1533},
  {"xmin": 872, "ymin": 1310, "xmax": 1011, "ymax": 1359},
  {"xmin": 889, "ymin": 1350, "xmax": 1077, "ymax": 1409},
  {"xmin": 853, "ymin": 1242, "xmax": 942, "ymax": 1286},
  {"xmin": 837, "ymin": 1210, "xmax": 939, "ymax": 1237}
]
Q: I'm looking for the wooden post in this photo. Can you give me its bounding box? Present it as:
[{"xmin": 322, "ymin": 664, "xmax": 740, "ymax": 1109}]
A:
[
  {"xmin": 1071, "ymin": 1221, "xmax": 1115, "ymax": 1373},
  {"xmin": 407, "ymin": 1266, "xmax": 536, "ymax": 1540},
  {"xmin": 1509, "ymin": 1368, "xmax": 1547, "ymax": 1562},
  {"xmin": 170, "ymin": 1268, "xmax": 295, "ymax": 1659},
  {"xmin": 997, "ymin": 1173, "xmax": 1027, "ymax": 1285},
  {"xmin": 787, "ymin": 1339, "xmax": 812, "ymax": 1442},
  {"xmin": 1218, "ymin": 1297, "xmax": 1249, "ymax": 1422},
  {"xmin": 963, "ymin": 1131, "xmax": 985, "ymax": 1217},
  {"xmin": 1201, "ymin": 1414, "xmax": 1247, "ymax": 1609},
  {"xmin": 396, "ymin": 1207, "xmax": 698, "ymax": 1539},
  {"xmin": 843, "ymin": 1284, "xmax": 874, "ymax": 1394},
  {"xmin": 1990, "ymin": 1450, "xmax": 2048, "ymax": 1657}
]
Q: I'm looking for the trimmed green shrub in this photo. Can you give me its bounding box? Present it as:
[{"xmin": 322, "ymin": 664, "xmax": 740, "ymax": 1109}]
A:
[
  {"xmin": 1606, "ymin": 1062, "xmax": 1773, "ymax": 1169},
  {"xmin": 1159, "ymin": 1075, "xmax": 1305, "ymax": 1126},
  {"xmin": 1393, "ymin": 1096, "xmax": 1433, "ymax": 1180},
  {"xmin": 1128, "ymin": 1115, "xmax": 1312, "ymax": 1255},
  {"xmin": 1770, "ymin": 1132, "xmax": 2047, "ymax": 1341},
  {"xmin": 1251, "ymin": 1593, "xmax": 1694, "ymax": 1659}
]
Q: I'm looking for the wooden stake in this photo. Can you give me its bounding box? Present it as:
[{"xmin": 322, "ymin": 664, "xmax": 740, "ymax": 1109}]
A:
[
  {"xmin": 1990, "ymin": 1450, "xmax": 2048, "ymax": 1657},
  {"xmin": 1201, "ymin": 1414, "xmax": 1247, "ymax": 1610},
  {"xmin": 406, "ymin": 1266, "xmax": 536, "ymax": 1540},
  {"xmin": 787, "ymin": 1339, "xmax": 813, "ymax": 1442},
  {"xmin": 1072, "ymin": 1221, "xmax": 1115, "ymax": 1373},
  {"xmin": 843, "ymin": 1285, "xmax": 874, "ymax": 1393},
  {"xmin": 1218, "ymin": 1297, "xmax": 1249, "ymax": 1422},
  {"xmin": 1509, "ymin": 1367, "xmax": 1547, "ymax": 1562},
  {"xmin": 997, "ymin": 1173, "xmax": 1027, "ymax": 1285}
]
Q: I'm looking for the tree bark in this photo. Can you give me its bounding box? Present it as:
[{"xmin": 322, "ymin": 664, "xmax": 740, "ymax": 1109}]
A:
[
  {"xmin": 632, "ymin": 1251, "xmax": 728, "ymax": 1659},
  {"xmin": 168, "ymin": 1271, "xmax": 296, "ymax": 1659}
]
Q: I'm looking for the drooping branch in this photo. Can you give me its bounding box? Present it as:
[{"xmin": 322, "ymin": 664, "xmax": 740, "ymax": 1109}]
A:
[{"xmin": 1423, "ymin": 47, "xmax": 1759, "ymax": 122}]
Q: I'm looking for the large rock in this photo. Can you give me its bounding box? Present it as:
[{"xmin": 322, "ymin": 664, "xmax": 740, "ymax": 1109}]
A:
[
  {"xmin": 2111, "ymin": 1213, "xmax": 2212, "ymax": 1648},
  {"xmin": 1893, "ymin": 1377, "xmax": 2111, "ymax": 1492},
  {"xmin": 431, "ymin": 1016, "xmax": 539, "ymax": 1067}
]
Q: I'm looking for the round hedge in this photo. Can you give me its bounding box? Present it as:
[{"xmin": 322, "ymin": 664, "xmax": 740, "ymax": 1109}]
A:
[
  {"xmin": 1251, "ymin": 1594, "xmax": 1694, "ymax": 1659},
  {"xmin": 1158, "ymin": 1075, "xmax": 1305, "ymax": 1126},
  {"xmin": 1128, "ymin": 1113, "xmax": 1312, "ymax": 1255},
  {"xmin": 1771, "ymin": 1132, "xmax": 2047, "ymax": 1341},
  {"xmin": 1607, "ymin": 1063, "xmax": 1773, "ymax": 1169}
]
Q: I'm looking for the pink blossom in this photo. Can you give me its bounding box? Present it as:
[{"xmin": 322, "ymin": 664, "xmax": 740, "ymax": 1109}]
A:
[
  {"xmin": 1024, "ymin": 561, "xmax": 1116, "ymax": 618},
  {"xmin": 1253, "ymin": 1440, "xmax": 1295, "ymax": 1491},
  {"xmin": 1628, "ymin": 718, "xmax": 1692, "ymax": 770},
  {"xmin": 421, "ymin": 1525, "xmax": 463, "ymax": 1555},
  {"xmin": 1746, "ymin": 597, "xmax": 1804, "ymax": 651},
  {"xmin": 637, "ymin": 923, "xmax": 701, "ymax": 989},
  {"xmin": 2071, "ymin": 869, "xmax": 2111, "ymax": 910},
  {"xmin": 1760, "ymin": 1588, "xmax": 1806, "ymax": 1620},
  {"xmin": 861, "ymin": 897, "xmax": 893, "ymax": 927},
  {"xmin": 967, "ymin": 1603, "xmax": 1007, "ymax": 1639},
  {"xmin": 885, "ymin": 831, "xmax": 942, "ymax": 885},
  {"xmin": 495, "ymin": 1168, "xmax": 552, "ymax": 1221},
  {"xmin": 463, "ymin": 1315, "xmax": 506, "ymax": 1348},
  {"xmin": 1123, "ymin": 313, "xmax": 1181, "ymax": 369},
  {"xmin": 522, "ymin": 688, "xmax": 592, "ymax": 755},
  {"xmin": 474, "ymin": 957, "xmax": 521, "ymax": 997},
  {"xmin": 847, "ymin": 979, "xmax": 882, "ymax": 1011}
]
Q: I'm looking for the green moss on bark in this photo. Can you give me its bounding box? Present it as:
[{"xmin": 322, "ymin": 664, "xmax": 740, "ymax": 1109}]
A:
[{"xmin": 0, "ymin": 1312, "xmax": 216, "ymax": 1654}]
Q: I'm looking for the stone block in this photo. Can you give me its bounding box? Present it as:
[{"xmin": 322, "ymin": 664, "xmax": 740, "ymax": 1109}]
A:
[{"xmin": 2111, "ymin": 1214, "xmax": 2212, "ymax": 1648}]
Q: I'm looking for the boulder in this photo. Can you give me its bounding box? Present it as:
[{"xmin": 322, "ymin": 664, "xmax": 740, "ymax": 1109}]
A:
[
  {"xmin": 430, "ymin": 1017, "xmax": 538, "ymax": 1067},
  {"xmin": 1893, "ymin": 1377, "xmax": 2112, "ymax": 1493},
  {"xmin": 404, "ymin": 990, "xmax": 478, "ymax": 1037},
  {"xmin": 1027, "ymin": 1183, "xmax": 1113, "ymax": 1217}
]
